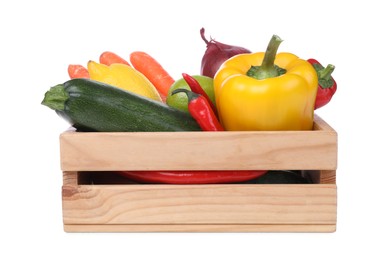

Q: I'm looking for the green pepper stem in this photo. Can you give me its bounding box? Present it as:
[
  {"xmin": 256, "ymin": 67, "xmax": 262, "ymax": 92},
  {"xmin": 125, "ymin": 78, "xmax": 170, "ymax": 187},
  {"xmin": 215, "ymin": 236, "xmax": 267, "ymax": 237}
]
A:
[
  {"xmin": 41, "ymin": 84, "xmax": 69, "ymax": 111},
  {"xmin": 246, "ymin": 35, "xmax": 285, "ymax": 80},
  {"xmin": 261, "ymin": 35, "xmax": 283, "ymax": 70},
  {"xmin": 318, "ymin": 64, "xmax": 335, "ymax": 80}
]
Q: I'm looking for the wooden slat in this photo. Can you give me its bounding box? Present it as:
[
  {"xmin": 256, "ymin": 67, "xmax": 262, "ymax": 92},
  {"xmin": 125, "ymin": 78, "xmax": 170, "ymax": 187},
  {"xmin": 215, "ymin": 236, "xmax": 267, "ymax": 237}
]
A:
[
  {"xmin": 64, "ymin": 224, "xmax": 336, "ymax": 233},
  {"xmin": 313, "ymin": 114, "xmax": 336, "ymax": 132},
  {"xmin": 62, "ymin": 184, "xmax": 337, "ymax": 226},
  {"xmin": 320, "ymin": 170, "xmax": 336, "ymax": 184},
  {"xmin": 60, "ymin": 116, "xmax": 337, "ymax": 171},
  {"xmin": 63, "ymin": 171, "xmax": 77, "ymax": 186}
]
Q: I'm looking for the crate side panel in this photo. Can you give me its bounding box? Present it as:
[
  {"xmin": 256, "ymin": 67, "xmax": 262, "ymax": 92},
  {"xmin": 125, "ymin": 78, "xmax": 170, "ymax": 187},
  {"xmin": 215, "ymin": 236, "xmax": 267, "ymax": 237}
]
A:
[
  {"xmin": 62, "ymin": 184, "xmax": 336, "ymax": 225},
  {"xmin": 60, "ymin": 130, "xmax": 337, "ymax": 171}
]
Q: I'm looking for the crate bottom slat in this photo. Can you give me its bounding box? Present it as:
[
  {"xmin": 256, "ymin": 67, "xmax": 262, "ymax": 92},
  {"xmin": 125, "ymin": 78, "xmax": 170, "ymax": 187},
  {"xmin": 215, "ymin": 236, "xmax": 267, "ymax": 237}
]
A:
[
  {"xmin": 62, "ymin": 183, "xmax": 337, "ymax": 231},
  {"xmin": 64, "ymin": 224, "xmax": 336, "ymax": 233}
]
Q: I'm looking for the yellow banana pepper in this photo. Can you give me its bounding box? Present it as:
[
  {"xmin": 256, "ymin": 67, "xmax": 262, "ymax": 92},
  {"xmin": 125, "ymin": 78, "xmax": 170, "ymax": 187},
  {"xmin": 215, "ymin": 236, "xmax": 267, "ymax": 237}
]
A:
[
  {"xmin": 87, "ymin": 61, "xmax": 162, "ymax": 102},
  {"xmin": 214, "ymin": 35, "xmax": 318, "ymax": 131}
]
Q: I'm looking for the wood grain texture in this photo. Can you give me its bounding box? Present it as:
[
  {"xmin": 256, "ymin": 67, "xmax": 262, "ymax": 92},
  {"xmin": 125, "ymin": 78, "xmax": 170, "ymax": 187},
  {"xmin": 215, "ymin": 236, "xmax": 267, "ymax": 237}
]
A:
[
  {"xmin": 320, "ymin": 170, "xmax": 336, "ymax": 184},
  {"xmin": 60, "ymin": 115, "xmax": 337, "ymax": 171},
  {"xmin": 64, "ymin": 224, "xmax": 336, "ymax": 233},
  {"xmin": 63, "ymin": 171, "xmax": 77, "ymax": 185},
  {"xmin": 62, "ymin": 184, "xmax": 336, "ymax": 225}
]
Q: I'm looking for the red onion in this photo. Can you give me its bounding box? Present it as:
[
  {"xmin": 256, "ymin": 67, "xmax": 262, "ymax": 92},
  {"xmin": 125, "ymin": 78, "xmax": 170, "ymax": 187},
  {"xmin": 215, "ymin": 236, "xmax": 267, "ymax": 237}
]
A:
[{"xmin": 200, "ymin": 28, "xmax": 251, "ymax": 78}]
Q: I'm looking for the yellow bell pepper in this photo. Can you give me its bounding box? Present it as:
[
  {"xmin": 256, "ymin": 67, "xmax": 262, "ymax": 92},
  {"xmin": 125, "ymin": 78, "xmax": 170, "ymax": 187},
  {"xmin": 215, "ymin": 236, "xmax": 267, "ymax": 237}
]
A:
[
  {"xmin": 87, "ymin": 61, "xmax": 162, "ymax": 102},
  {"xmin": 214, "ymin": 35, "xmax": 318, "ymax": 131}
]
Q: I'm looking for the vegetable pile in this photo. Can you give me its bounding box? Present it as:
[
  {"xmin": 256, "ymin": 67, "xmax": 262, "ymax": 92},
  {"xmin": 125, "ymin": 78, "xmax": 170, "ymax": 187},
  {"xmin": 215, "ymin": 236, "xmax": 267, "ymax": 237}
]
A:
[{"xmin": 42, "ymin": 29, "xmax": 337, "ymax": 184}]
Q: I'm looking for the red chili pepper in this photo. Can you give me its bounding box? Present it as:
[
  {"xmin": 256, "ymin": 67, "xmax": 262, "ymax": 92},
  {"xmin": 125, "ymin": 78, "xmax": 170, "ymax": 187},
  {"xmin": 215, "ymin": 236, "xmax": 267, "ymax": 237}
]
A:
[
  {"xmin": 181, "ymin": 73, "xmax": 218, "ymax": 116},
  {"xmin": 307, "ymin": 58, "xmax": 337, "ymax": 109},
  {"xmin": 172, "ymin": 89, "xmax": 224, "ymax": 131},
  {"xmin": 118, "ymin": 170, "xmax": 267, "ymax": 184}
]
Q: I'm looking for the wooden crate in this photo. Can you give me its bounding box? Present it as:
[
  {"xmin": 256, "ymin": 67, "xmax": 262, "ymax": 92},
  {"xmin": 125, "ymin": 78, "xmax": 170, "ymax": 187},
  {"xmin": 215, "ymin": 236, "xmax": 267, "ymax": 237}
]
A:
[{"xmin": 60, "ymin": 114, "xmax": 337, "ymax": 232}]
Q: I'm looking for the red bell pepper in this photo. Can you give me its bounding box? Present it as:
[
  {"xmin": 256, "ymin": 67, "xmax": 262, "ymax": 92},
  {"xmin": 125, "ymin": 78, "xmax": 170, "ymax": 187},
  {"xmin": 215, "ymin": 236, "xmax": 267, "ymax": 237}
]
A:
[
  {"xmin": 172, "ymin": 88, "xmax": 224, "ymax": 131},
  {"xmin": 118, "ymin": 170, "xmax": 267, "ymax": 184},
  {"xmin": 307, "ymin": 58, "xmax": 337, "ymax": 109}
]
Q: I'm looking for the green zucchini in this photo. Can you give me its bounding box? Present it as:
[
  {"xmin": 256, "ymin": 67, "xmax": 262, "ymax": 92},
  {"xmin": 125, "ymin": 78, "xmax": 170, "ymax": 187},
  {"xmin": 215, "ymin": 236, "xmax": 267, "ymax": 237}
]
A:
[{"xmin": 41, "ymin": 78, "xmax": 201, "ymax": 132}]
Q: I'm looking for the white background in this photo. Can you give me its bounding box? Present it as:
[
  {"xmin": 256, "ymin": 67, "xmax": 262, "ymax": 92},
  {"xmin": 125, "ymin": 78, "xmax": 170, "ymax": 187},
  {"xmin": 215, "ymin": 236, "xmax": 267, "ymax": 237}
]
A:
[{"xmin": 1, "ymin": 0, "xmax": 389, "ymax": 259}]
